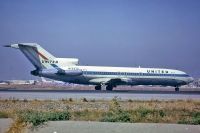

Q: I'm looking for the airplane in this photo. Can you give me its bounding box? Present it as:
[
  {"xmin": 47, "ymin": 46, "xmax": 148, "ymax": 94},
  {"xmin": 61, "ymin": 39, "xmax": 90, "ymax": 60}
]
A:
[{"xmin": 4, "ymin": 43, "xmax": 194, "ymax": 91}]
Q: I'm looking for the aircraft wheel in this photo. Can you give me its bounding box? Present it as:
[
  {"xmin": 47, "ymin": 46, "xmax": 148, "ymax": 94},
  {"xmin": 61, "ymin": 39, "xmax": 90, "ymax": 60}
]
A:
[
  {"xmin": 175, "ymin": 87, "xmax": 179, "ymax": 92},
  {"xmin": 95, "ymin": 85, "xmax": 101, "ymax": 90},
  {"xmin": 106, "ymin": 85, "xmax": 113, "ymax": 91}
]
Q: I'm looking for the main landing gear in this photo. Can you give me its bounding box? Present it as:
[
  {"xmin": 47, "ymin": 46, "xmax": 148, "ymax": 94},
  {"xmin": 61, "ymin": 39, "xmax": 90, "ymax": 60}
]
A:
[
  {"xmin": 175, "ymin": 87, "xmax": 179, "ymax": 92},
  {"xmin": 95, "ymin": 85, "xmax": 101, "ymax": 90},
  {"xmin": 95, "ymin": 84, "xmax": 114, "ymax": 91},
  {"xmin": 106, "ymin": 85, "xmax": 113, "ymax": 91}
]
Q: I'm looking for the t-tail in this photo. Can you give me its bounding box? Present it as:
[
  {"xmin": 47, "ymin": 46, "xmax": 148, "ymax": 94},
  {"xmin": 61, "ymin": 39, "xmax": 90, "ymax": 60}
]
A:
[{"xmin": 4, "ymin": 43, "xmax": 79, "ymax": 75}]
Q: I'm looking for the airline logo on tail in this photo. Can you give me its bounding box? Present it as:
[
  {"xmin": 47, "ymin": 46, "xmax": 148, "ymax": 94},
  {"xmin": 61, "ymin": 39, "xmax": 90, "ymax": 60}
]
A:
[
  {"xmin": 34, "ymin": 48, "xmax": 59, "ymax": 64},
  {"xmin": 5, "ymin": 43, "xmax": 78, "ymax": 70},
  {"xmin": 34, "ymin": 49, "xmax": 62, "ymax": 70},
  {"xmin": 36, "ymin": 50, "xmax": 48, "ymax": 60},
  {"xmin": 41, "ymin": 60, "xmax": 58, "ymax": 64}
]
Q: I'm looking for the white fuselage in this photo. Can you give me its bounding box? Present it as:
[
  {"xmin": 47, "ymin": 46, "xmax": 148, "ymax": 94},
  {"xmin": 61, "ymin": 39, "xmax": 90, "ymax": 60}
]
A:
[{"xmin": 40, "ymin": 65, "xmax": 194, "ymax": 87}]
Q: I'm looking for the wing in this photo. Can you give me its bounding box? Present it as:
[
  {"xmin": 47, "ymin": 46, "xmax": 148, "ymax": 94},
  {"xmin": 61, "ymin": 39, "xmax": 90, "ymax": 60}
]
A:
[{"xmin": 89, "ymin": 78, "xmax": 133, "ymax": 85}]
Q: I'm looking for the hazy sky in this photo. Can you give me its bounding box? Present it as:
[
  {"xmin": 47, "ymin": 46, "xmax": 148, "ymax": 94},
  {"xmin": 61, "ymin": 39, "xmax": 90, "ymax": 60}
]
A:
[{"xmin": 0, "ymin": 0, "xmax": 200, "ymax": 80}]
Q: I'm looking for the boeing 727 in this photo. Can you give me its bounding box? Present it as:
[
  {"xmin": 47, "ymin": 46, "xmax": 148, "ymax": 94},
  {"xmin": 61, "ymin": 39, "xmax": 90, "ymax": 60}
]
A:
[{"xmin": 5, "ymin": 43, "xmax": 194, "ymax": 91}]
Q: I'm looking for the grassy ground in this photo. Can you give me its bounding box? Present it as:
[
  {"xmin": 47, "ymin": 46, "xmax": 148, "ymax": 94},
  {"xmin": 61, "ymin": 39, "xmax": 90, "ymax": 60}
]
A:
[{"xmin": 1, "ymin": 98, "xmax": 200, "ymax": 133}]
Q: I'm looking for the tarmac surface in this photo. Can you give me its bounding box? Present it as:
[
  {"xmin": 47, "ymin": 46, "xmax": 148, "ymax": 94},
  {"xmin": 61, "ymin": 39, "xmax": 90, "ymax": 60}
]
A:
[
  {"xmin": 27, "ymin": 121, "xmax": 200, "ymax": 133},
  {"xmin": 1, "ymin": 89, "xmax": 200, "ymax": 100},
  {"xmin": 0, "ymin": 118, "xmax": 12, "ymax": 133}
]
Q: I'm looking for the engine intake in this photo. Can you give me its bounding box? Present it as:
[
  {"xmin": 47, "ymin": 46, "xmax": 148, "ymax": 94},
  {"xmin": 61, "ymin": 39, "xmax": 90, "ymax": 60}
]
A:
[{"xmin": 31, "ymin": 70, "xmax": 39, "ymax": 76}]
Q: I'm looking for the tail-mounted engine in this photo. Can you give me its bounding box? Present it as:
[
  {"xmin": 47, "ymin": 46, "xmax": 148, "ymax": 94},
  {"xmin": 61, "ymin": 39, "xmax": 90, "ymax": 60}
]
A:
[{"xmin": 31, "ymin": 69, "xmax": 82, "ymax": 76}]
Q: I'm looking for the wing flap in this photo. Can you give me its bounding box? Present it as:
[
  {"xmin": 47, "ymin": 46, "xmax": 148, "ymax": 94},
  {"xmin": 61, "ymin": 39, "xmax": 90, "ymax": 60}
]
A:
[{"xmin": 89, "ymin": 78, "xmax": 133, "ymax": 85}]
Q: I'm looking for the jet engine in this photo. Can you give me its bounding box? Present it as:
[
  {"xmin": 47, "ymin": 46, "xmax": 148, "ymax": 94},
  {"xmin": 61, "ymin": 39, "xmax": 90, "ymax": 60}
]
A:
[{"xmin": 31, "ymin": 69, "xmax": 83, "ymax": 76}]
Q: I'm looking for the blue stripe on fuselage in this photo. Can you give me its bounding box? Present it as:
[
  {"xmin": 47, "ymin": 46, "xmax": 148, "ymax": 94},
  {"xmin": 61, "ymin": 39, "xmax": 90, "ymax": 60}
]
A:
[
  {"xmin": 50, "ymin": 64, "xmax": 63, "ymax": 71},
  {"xmin": 51, "ymin": 64, "xmax": 58, "ymax": 68},
  {"xmin": 82, "ymin": 71, "xmax": 189, "ymax": 77}
]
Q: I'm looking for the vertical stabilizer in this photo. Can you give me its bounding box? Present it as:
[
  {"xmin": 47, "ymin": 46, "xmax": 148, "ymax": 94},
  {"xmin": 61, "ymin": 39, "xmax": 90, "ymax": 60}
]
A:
[
  {"xmin": 5, "ymin": 43, "xmax": 79, "ymax": 70},
  {"xmin": 5, "ymin": 43, "xmax": 55, "ymax": 69}
]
